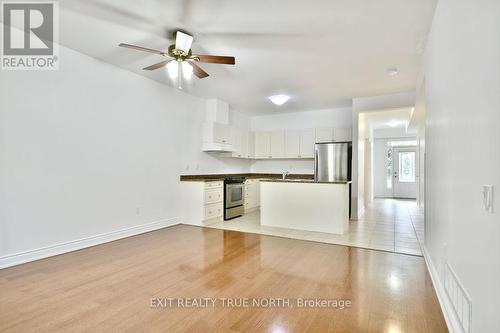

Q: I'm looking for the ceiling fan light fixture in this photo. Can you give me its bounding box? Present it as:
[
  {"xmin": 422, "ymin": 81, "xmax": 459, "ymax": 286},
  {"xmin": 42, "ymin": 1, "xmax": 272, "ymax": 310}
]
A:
[
  {"xmin": 387, "ymin": 68, "xmax": 399, "ymax": 76},
  {"xmin": 166, "ymin": 61, "xmax": 179, "ymax": 79},
  {"xmin": 268, "ymin": 94, "xmax": 290, "ymax": 106},
  {"xmin": 175, "ymin": 31, "xmax": 194, "ymax": 53},
  {"xmin": 181, "ymin": 61, "xmax": 193, "ymax": 80}
]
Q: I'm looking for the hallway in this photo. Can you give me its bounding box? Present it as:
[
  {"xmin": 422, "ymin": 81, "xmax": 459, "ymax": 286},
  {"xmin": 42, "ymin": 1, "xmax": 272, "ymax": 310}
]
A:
[{"xmin": 207, "ymin": 199, "xmax": 424, "ymax": 256}]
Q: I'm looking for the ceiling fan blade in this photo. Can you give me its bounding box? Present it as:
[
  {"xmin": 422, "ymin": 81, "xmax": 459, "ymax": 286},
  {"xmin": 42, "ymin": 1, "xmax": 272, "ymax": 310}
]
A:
[
  {"xmin": 189, "ymin": 62, "xmax": 209, "ymax": 78},
  {"xmin": 175, "ymin": 31, "xmax": 194, "ymax": 53},
  {"xmin": 118, "ymin": 43, "xmax": 165, "ymax": 55},
  {"xmin": 143, "ymin": 60, "xmax": 170, "ymax": 71},
  {"xmin": 194, "ymin": 55, "xmax": 235, "ymax": 65}
]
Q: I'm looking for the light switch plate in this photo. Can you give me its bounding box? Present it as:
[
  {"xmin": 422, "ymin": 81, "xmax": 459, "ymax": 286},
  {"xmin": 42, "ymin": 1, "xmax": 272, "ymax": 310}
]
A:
[{"xmin": 482, "ymin": 185, "xmax": 494, "ymax": 213}]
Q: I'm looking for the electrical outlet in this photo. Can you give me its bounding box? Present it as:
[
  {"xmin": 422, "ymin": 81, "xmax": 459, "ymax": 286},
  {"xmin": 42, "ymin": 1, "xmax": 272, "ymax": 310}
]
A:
[
  {"xmin": 482, "ymin": 185, "xmax": 494, "ymax": 213},
  {"xmin": 136, "ymin": 207, "xmax": 140, "ymax": 215}
]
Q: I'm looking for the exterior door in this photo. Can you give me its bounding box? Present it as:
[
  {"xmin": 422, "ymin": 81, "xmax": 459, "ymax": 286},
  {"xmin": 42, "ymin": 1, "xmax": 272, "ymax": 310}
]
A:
[{"xmin": 393, "ymin": 147, "xmax": 417, "ymax": 198}]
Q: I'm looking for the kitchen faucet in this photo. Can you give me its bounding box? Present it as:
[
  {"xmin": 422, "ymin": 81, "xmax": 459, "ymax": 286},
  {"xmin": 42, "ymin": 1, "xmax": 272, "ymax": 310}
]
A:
[{"xmin": 282, "ymin": 171, "xmax": 290, "ymax": 180}]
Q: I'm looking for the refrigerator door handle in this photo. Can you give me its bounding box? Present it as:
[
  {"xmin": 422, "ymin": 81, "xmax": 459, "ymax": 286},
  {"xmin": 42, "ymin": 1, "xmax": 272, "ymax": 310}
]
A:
[{"xmin": 314, "ymin": 147, "xmax": 318, "ymax": 182}]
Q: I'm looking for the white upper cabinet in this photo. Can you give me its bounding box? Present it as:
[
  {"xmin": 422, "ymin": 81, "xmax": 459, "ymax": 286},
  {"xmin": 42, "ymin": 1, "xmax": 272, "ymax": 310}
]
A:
[
  {"xmin": 284, "ymin": 129, "xmax": 314, "ymax": 158},
  {"xmin": 299, "ymin": 129, "xmax": 315, "ymax": 158},
  {"xmin": 240, "ymin": 131, "xmax": 249, "ymax": 158},
  {"xmin": 333, "ymin": 127, "xmax": 352, "ymax": 141},
  {"xmin": 285, "ymin": 130, "xmax": 301, "ymax": 157},
  {"xmin": 255, "ymin": 132, "xmax": 271, "ymax": 158},
  {"xmin": 213, "ymin": 123, "xmax": 231, "ymax": 144},
  {"xmin": 202, "ymin": 122, "xmax": 232, "ymax": 152},
  {"xmin": 230, "ymin": 127, "xmax": 243, "ymax": 157},
  {"xmin": 269, "ymin": 131, "xmax": 285, "ymax": 158},
  {"xmin": 202, "ymin": 123, "xmax": 352, "ymax": 158},
  {"xmin": 315, "ymin": 127, "xmax": 335, "ymax": 143},
  {"xmin": 247, "ymin": 132, "xmax": 255, "ymax": 158}
]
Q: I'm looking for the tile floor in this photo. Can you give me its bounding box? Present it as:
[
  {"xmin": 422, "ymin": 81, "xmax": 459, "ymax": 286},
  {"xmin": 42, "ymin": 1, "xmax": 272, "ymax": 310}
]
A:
[{"xmin": 206, "ymin": 198, "xmax": 424, "ymax": 256}]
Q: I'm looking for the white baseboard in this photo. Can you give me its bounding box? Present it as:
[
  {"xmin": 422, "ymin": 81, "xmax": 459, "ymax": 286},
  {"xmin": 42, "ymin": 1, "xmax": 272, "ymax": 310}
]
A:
[
  {"xmin": 422, "ymin": 246, "xmax": 462, "ymax": 333},
  {"xmin": 0, "ymin": 217, "xmax": 180, "ymax": 270}
]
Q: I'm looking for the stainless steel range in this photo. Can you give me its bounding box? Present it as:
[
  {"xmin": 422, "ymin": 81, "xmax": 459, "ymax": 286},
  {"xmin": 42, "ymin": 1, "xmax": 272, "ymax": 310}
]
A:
[{"xmin": 224, "ymin": 177, "xmax": 245, "ymax": 220}]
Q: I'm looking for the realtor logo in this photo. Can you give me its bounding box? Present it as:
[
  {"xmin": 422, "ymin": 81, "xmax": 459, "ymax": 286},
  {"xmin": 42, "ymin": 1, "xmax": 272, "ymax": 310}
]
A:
[{"xmin": 1, "ymin": 1, "xmax": 59, "ymax": 70}]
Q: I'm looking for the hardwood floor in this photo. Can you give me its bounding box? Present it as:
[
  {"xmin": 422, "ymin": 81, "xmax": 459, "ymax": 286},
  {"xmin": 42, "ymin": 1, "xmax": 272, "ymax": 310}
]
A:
[{"xmin": 0, "ymin": 225, "xmax": 447, "ymax": 332}]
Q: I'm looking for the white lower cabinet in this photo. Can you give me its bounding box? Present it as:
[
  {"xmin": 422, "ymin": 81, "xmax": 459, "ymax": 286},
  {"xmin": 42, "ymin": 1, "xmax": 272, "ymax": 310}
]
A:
[
  {"xmin": 244, "ymin": 179, "xmax": 260, "ymax": 212},
  {"xmin": 180, "ymin": 180, "xmax": 223, "ymax": 225},
  {"xmin": 204, "ymin": 203, "xmax": 223, "ymax": 220}
]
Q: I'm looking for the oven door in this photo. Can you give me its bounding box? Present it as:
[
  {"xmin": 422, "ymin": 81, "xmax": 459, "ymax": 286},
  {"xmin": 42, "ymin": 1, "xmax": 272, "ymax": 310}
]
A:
[{"xmin": 226, "ymin": 183, "xmax": 244, "ymax": 208}]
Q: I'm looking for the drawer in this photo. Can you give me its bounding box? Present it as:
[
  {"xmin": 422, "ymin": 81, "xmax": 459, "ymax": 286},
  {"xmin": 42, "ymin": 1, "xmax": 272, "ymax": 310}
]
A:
[
  {"xmin": 204, "ymin": 203, "xmax": 222, "ymax": 219},
  {"xmin": 245, "ymin": 197, "xmax": 255, "ymax": 206},
  {"xmin": 205, "ymin": 188, "xmax": 223, "ymax": 204},
  {"xmin": 205, "ymin": 181, "xmax": 223, "ymax": 189}
]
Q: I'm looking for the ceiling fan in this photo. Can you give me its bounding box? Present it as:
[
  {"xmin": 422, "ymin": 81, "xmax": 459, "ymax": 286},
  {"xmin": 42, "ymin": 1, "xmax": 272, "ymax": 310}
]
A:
[{"xmin": 119, "ymin": 31, "xmax": 235, "ymax": 88}]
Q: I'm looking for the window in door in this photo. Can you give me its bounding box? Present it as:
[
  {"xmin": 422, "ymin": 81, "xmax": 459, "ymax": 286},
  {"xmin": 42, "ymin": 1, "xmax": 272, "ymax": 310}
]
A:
[
  {"xmin": 398, "ymin": 151, "xmax": 416, "ymax": 182},
  {"xmin": 386, "ymin": 147, "xmax": 393, "ymax": 189}
]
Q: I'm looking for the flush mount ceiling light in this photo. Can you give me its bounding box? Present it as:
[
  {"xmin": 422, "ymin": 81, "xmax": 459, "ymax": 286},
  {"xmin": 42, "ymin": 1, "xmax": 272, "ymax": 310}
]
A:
[
  {"xmin": 387, "ymin": 68, "xmax": 399, "ymax": 76},
  {"xmin": 268, "ymin": 94, "xmax": 290, "ymax": 106},
  {"xmin": 387, "ymin": 120, "xmax": 405, "ymax": 127}
]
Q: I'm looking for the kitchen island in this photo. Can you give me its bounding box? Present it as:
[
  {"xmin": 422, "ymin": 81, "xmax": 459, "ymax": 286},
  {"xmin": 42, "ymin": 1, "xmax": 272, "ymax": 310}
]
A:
[{"xmin": 260, "ymin": 179, "xmax": 351, "ymax": 235}]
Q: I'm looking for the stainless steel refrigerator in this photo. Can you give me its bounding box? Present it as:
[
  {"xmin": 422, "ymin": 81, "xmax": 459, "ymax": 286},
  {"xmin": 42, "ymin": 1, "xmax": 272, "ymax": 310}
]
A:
[
  {"xmin": 314, "ymin": 142, "xmax": 352, "ymax": 182},
  {"xmin": 314, "ymin": 141, "xmax": 352, "ymax": 217}
]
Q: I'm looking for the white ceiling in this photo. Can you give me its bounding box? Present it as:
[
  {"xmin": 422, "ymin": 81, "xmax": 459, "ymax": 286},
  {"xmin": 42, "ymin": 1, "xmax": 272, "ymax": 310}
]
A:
[{"xmin": 59, "ymin": 0, "xmax": 437, "ymax": 115}]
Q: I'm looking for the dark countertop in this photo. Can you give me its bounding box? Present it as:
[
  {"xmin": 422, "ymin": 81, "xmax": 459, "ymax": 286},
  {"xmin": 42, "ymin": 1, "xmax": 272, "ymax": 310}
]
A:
[
  {"xmin": 179, "ymin": 173, "xmax": 314, "ymax": 182},
  {"xmin": 260, "ymin": 179, "xmax": 351, "ymax": 184}
]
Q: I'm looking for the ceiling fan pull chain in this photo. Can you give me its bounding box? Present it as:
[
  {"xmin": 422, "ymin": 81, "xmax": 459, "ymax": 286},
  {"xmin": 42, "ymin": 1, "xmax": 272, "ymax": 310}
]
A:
[{"xmin": 178, "ymin": 61, "xmax": 182, "ymax": 90}]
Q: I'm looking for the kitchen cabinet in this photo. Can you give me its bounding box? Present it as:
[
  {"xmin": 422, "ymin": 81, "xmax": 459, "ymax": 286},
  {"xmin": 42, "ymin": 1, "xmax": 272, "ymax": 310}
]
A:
[
  {"xmin": 240, "ymin": 131, "xmax": 249, "ymax": 158},
  {"xmin": 247, "ymin": 132, "xmax": 255, "ymax": 158},
  {"xmin": 285, "ymin": 130, "xmax": 301, "ymax": 157},
  {"xmin": 230, "ymin": 128, "xmax": 252, "ymax": 158},
  {"xmin": 333, "ymin": 127, "xmax": 352, "ymax": 141},
  {"xmin": 255, "ymin": 132, "xmax": 271, "ymax": 158},
  {"xmin": 285, "ymin": 129, "xmax": 314, "ymax": 158},
  {"xmin": 244, "ymin": 179, "xmax": 260, "ymax": 212},
  {"xmin": 230, "ymin": 127, "xmax": 242, "ymax": 157},
  {"xmin": 180, "ymin": 180, "xmax": 223, "ymax": 225},
  {"xmin": 315, "ymin": 127, "xmax": 335, "ymax": 143},
  {"xmin": 300, "ymin": 129, "xmax": 315, "ymax": 158},
  {"xmin": 202, "ymin": 125, "xmax": 351, "ymax": 159},
  {"xmin": 269, "ymin": 131, "xmax": 285, "ymax": 158},
  {"xmin": 202, "ymin": 122, "xmax": 231, "ymax": 145}
]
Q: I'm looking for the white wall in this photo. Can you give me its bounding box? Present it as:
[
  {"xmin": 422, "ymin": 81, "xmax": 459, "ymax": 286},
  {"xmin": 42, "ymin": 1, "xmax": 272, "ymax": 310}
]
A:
[
  {"xmin": 0, "ymin": 45, "xmax": 250, "ymax": 264},
  {"xmin": 250, "ymin": 107, "xmax": 352, "ymax": 131},
  {"xmin": 373, "ymin": 127, "xmax": 412, "ymax": 139},
  {"xmin": 250, "ymin": 107, "xmax": 352, "ymax": 174},
  {"xmin": 373, "ymin": 139, "xmax": 392, "ymax": 198},
  {"xmin": 424, "ymin": 0, "xmax": 500, "ymax": 331}
]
